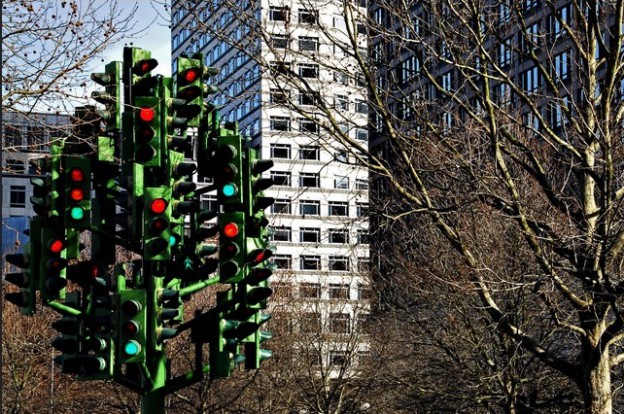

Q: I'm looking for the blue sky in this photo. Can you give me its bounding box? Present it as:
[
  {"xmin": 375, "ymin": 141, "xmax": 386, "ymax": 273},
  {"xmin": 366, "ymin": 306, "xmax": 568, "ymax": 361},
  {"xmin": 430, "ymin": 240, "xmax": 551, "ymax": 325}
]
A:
[{"xmin": 99, "ymin": 1, "xmax": 172, "ymax": 76}]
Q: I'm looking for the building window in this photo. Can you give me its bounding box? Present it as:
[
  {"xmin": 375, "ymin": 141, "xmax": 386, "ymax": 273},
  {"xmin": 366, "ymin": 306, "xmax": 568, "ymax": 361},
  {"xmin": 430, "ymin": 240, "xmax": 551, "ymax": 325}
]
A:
[
  {"xmin": 441, "ymin": 72, "xmax": 453, "ymax": 92},
  {"xmin": 270, "ymin": 6, "xmax": 289, "ymax": 21},
  {"xmin": 358, "ymin": 258, "xmax": 371, "ymax": 273},
  {"xmin": 26, "ymin": 126, "xmax": 46, "ymax": 147},
  {"xmin": 302, "ymin": 313, "xmax": 322, "ymax": 333},
  {"xmin": 272, "ymin": 254, "xmax": 292, "ymax": 269},
  {"xmin": 300, "ymin": 256, "xmax": 321, "ymax": 270},
  {"xmin": 335, "ymin": 150, "xmax": 348, "ymax": 163},
  {"xmin": 329, "ymin": 313, "xmax": 351, "ymax": 334},
  {"xmin": 299, "ymin": 146, "xmax": 320, "ymax": 160},
  {"xmin": 300, "ymin": 200, "xmax": 320, "ymax": 215},
  {"xmin": 554, "ymin": 51, "xmax": 570, "ymax": 82},
  {"xmin": 334, "ymin": 175, "xmax": 349, "ymax": 189},
  {"xmin": 270, "ymin": 144, "xmax": 291, "ymax": 158},
  {"xmin": 523, "ymin": 0, "xmax": 539, "ymax": 13},
  {"xmin": 299, "ymin": 172, "xmax": 320, "ymax": 188},
  {"xmin": 299, "ymin": 63, "xmax": 319, "ymax": 79},
  {"xmin": 498, "ymin": 0, "xmax": 511, "ymax": 23},
  {"xmin": 272, "ymin": 198, "xmax": 291, "ymax": 214},
  {"xmin": 499, "ymin": 38, "xmax": 512, "ymax": 67},
  {"xmin": 271, "ymin": 171, "xmax": 292, "ymax": 186},
  {"xmin": 270, "ymin": 116, "xmax": 291, "ymax": 131},
  {"xmin": 334, "ymin": 71, "xmax": 349, "ymax": 85},
  {"xmin": 329, "ymin": 201, "xmax": 348, "ymax": 216},
  {"xmin": 357, "ymin": 230, "xmax": 370, "ymax": 244},
  {"xmin": 329, "ymin": 284, "xmax": 349, "ymax": 299},
  {"xmin": 329, "ymin": 351, "xmax": 347, "ymax": 366},
  {"xmin": 201, "ymin": 197, "xmax": 218, "ymax": 216},
  {"xmin": 270, "ymin": 61, "xmax": 291, "ymax": 76},
  {"xmin": 356, "ymin": 129, "xmax": 368, "ymax": 141},
  {"xmin": 271, "ymin": 34, "xmax": 289, "ymax": 49},
  {"xmin": 299, "ymin": 119, "xmax": 318, "ymax": 133},
  {"xmin": 300, "ymin": 283, "xmax": 321, "ymax": 298},
  {"xmin": 520, "ymin": 66, "xmax": 540, "ymax": 93},
  {"xmin": 355, "ymin": 99, "xmax": 368, "ymax": 114},
  {"xmin": 552, "ymin": 4, "xmax": 571, "ymax": 38},
  {"xmin": 356, "ymin": 203, "xmax": 369, "ymax": 217},
  {"xmin": 299, "ymin": 9, "xmax": 318, "ymax": 24},
  {"xmin": 270, "ymin": 89, "xmax": 289, "ymax": 104},
  {"xmin": 271, "ymin": 227, "xmax": 291, "ymax": 242},
  {"xmin": 329, "ymin": 229, "xmax": 349, "ymax": 244},
  {"xmin": 4, "ymin": 159, "xmax": 25, "ymax": 174},
  {"xmin": 357, "ymin": 284, "xmax": 373, "ymax": 300},
  {"xmin": 520, "ymin": 22, "xmax": 540, "ymax": 52},
  {"xmin": 4, "ymin": 125, "xmax": 23, "ymax": 148},
  {"xmin": 10, "ymin": 186, "xmax": 26, "ymax": 208},
  {"xmin": 299, "ymin": 36, "xmax": 318, "ymax": 52},
  {"xmin": 299, "ymin": 91, "xmax": 318, "ymax": 106},
  {"xmin": 355, "ymin": 178, "xmax": 369, "ymax": 190},
  {"xmin": 300, "ymin": 227, "xmax": 321, "ymax": 243},
  {"xmin": 329, "ymin": 256, "xmax": 349, "ymax": 271},
  {"xmin": 334, "ymin": 94, "xmax": 348, "ymax": 111}
]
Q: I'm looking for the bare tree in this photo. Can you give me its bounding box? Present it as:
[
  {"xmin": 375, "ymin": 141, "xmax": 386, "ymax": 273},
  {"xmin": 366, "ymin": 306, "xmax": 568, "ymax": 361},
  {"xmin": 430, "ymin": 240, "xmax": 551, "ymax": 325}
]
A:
[
  {"xmin": 2, "ymin": 0, "xmax": 142, "ymax": 114},
  {"xmin": 172, "ymin": 1, "xmax": 624, "ymax": 413}
]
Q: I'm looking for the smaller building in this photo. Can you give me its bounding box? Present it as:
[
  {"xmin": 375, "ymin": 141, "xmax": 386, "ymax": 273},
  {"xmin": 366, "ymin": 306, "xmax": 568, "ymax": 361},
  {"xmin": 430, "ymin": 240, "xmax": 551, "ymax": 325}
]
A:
[{"xmin": 2, "ymin": 111, "xmax": 72, "ymax": 218}]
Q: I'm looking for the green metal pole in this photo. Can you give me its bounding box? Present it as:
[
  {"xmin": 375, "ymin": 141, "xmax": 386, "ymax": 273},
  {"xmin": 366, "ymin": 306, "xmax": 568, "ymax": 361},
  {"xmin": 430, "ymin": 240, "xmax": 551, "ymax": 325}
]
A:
[{"xmin": 141, "ymin": 352, "xmax": 167, "ymax": 414}]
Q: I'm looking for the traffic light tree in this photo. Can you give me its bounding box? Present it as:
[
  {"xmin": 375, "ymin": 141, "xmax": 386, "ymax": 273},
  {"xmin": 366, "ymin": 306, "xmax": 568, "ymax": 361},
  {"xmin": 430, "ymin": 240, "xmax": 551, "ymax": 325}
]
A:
[{"xmin": 3, "ymin": 46, "xmax": 277, "ymax": 414}]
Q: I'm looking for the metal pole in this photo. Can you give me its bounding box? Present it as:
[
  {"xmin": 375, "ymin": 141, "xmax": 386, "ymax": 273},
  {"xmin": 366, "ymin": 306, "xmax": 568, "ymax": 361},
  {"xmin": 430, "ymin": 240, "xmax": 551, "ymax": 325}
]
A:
[{"xmin": 141, "ymin": 352, "xmax": 167, "ymax": 414}]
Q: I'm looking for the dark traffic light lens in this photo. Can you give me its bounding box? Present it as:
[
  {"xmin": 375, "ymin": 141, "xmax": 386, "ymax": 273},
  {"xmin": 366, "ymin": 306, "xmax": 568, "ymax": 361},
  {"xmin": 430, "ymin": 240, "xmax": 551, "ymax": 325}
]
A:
[
  {"xmin": 151, "ymin": 218, "xmax": 168, "ymax": 233},
  {"xmin": 122, "ymin": 320, "xmax": 140, "ymax": 335},
  {"xmin": 122, "ymin": 300, "xmax": 142, "ymax": 316}
]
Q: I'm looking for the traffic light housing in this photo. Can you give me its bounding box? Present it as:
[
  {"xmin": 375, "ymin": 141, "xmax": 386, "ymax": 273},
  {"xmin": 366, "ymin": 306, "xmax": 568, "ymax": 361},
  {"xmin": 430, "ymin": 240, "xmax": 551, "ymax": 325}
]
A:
[
  {"xmin": 91, "ymin": 61, "xmax": 122, "ymax": 132},
  {"xmin": 215, "ymin": 133, "xmax": 244, "ymax": 206},
  {"xmin": 39, "ymin": 228, "xmax": 68, "ymax": 301},
  {"xmin": 219, "ymin": 212, "xmax": 245, "ymax": 283},
  {"xmin": 117, "ymin": 289, "xmax": 147, "ymax": 365},
  {"xmin": 63, "ymin": 156, "xmax": 91, "ymax": 230},
  {"xmin": 134, "ymin": 97, "xmax": 163, "ymax": 167},
  {"xmin": 4, "ymin": 218, "xmax": 41, "ymax": 315},
  {"xmin": 175, "ymin": 54, "xmax": 218, "ymax": 129},
  {"xmin": 52, "ymin": 292, "xmax": 82, "ymax": 373},
  {"xmin": 144, "ymin": 186, "xmax": 172, "ymax": 261},
  {"xmin": 123, "ymin": 47, "xmax": 158, "ymax": 103}
]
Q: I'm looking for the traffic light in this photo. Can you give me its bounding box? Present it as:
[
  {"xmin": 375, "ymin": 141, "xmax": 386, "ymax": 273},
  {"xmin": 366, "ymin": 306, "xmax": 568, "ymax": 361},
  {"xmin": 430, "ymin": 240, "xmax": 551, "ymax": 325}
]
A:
[
  {"xmin": 208, "ymin": 290, "xmax": 246, "ymax": 378},
  {"xmin": 4, "ymin": 218, "xmax": 41, "ymax": 315},
  {"xmin": 123, "ymin": 47, "xmax": 158, "ymax": 103},
  {"xmin": 215, "ymin": 133, "xmax": 243, "ymax": 206},
  {"xmin": 175, "ymin": 54, "xmax": 218, "ymax": 129},
  {"xmin": 91, "ymin": 61, "xmax": 122, "ymax": 132},
  {"xmin": 134, "ymin": 97, "xmax": 163, "ymax": 167},
  {"xmin": 153, "ymin": 283, "xmax": 181, "ymax": 349},
  {"xmin": 52, "ymin": 292, "xmax": 82, "ymax": 373},
  {"xmin": 39, "ymin": 228, "xmax": 68, "ymax": 301},
  {"xmin": 244, "ymin": 313, "xmax": 273, "ymax": 369},
  {"xmin": 144, "ymin": 186, "xmax": 172, "ymax": 261},
  {"xmin": 245, "ymin": 149, "xmax": 274, "ymax": 239},
  {"xmin": 63, "ymin": 156, "xmax": 91, "ymax": 230},
  {"xmin": 92, "ymin": 139, "xmax": 120, "ymax": 263},
  {"xmin": 117, "ymin": 289, "xmax": 147, "ymax": 365},
  {"xmin": 219, "ymin": 212, "xmax": 245, "ymax": 283},
  {"xmin": 30, "ymin": 152, "xmax": 62, "ymax": 222}
]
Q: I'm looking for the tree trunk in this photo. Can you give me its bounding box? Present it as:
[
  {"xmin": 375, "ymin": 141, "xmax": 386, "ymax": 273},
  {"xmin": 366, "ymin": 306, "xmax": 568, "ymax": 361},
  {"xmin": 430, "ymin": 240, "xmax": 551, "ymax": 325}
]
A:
[{"xmin": 581, "ymin": 331, "xmax": 612, "ymax": 414}]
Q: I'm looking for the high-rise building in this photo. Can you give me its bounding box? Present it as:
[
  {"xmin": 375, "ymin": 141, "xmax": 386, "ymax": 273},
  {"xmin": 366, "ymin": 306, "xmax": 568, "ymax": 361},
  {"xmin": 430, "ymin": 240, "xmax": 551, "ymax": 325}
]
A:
[{"xmin": 172, "ymin": 1, "xmax": 371, "ymax": 368}]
